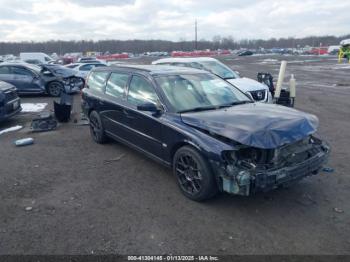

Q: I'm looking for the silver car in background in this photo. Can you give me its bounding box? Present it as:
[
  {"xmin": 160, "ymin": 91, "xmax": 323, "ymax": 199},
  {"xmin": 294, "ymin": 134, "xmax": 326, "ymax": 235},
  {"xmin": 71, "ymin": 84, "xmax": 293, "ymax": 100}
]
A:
[{"xmin": 152, "ymin": 57, "xmax": 272, "ymax": 103}]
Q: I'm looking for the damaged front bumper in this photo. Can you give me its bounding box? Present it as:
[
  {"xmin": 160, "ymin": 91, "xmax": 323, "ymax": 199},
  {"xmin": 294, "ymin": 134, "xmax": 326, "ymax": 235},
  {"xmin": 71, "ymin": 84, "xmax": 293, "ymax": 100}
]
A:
[{"xmin": 214, "ymin": 141, "xmax": 330, "ymax": 196}]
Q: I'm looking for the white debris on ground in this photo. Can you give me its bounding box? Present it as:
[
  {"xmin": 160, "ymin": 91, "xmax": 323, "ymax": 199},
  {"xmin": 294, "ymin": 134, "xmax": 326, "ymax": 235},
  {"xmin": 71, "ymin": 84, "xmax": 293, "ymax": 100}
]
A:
[
  {"xmin": 260, "ymin": 59, "xmax": 279, "ymax": 64},
  {"xmin": 0, "ymin": 125, "xmax": 23, "ymax": 136},
  {"xmin": 21, "ymin": 103, "xmax": 48, "ymax": 113},
  {"xmin": 333, "ymin": 64, "xmax": 350, "ymax": 70}
]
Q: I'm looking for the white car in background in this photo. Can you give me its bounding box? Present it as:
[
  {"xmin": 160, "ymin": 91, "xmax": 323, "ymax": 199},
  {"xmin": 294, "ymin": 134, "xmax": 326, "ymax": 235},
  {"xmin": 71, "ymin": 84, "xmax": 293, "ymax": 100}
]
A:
[
  {"xmin": 152, "ymin": 57, "xmax": 272, "ymax": 103},
  {"xmin": 65, "ymin": 62, "xmax": 107, "ymax": 79}
]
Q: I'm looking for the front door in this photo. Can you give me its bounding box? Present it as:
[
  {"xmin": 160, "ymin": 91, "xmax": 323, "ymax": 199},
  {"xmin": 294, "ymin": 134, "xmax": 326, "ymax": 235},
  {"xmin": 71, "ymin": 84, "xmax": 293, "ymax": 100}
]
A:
[{"xmin": 123, "ymin": 74, "xmax": 163, "ymax": 158}]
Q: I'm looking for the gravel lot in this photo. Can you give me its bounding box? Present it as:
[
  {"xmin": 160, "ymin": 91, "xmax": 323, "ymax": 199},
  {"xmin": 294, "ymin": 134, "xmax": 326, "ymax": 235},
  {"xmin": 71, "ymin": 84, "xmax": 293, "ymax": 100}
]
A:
[{"xmin": 0, "ymin": 55, "xmax": 349, "ymax": 255}]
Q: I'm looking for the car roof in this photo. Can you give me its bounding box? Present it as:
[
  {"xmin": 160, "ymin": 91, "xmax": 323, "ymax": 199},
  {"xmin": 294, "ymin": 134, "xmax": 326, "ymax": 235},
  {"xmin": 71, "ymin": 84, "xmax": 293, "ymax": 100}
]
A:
[
  {"xmin": 152, "ymin": 57, "xmax": 218, "ymax": 64},
  {"xmin": 0, "ymin": 62, "xmax": 41, "ymax": 71},
  {"xmin": 94, "ymin": 64, "xmax": 205, "ymax": 75}
]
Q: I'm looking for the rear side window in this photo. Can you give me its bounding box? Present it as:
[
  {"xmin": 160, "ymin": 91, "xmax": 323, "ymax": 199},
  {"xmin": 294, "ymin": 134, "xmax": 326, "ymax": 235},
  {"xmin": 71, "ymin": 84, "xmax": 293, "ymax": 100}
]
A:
[
  {"xmin": 127, "ymin": 75, "xmax": 158, "ymax": 106},
  {"xmin": 106, "ymin": 73, "xmax": 129, "ymax": 98},
  {"xmin": 0, "ymin": 66, "xmax": 10, "ymax": 74},
  {"xmin": 87, "ymin": 71, "xmax": 109, "ymax": 92}
]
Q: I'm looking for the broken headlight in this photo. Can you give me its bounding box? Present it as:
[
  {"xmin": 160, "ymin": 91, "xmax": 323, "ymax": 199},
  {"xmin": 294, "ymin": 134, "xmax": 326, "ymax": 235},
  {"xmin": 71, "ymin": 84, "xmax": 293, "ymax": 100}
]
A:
[
  {"xmin": 222, "ymin": 150, "xmax": 238, "ymax": 164},
  {"xmin": 0, "ymin": 93, "xmax": 5, "ymax": 106},
  {"xmin": 63, "ymin": 78, "xmax": 76, "ymax": 87},
  {"xmin": 223, "ymin": 147, "xmax": 275, "ymax": 169}
]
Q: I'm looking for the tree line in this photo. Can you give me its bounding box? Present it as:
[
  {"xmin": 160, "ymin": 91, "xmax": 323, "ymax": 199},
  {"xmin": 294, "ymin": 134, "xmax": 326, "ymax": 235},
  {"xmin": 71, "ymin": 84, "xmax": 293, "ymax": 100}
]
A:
[{"xmin": 0, "ymin": 34, "xmax": 349, "ymax": 56}]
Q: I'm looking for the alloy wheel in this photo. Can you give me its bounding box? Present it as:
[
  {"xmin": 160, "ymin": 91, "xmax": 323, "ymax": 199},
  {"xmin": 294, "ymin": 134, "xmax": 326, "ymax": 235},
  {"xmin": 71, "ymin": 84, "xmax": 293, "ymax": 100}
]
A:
[
  {"xmin": 89, "ymin": 115, "xmax": 100, "ymax": 141},
  {"xmin": 48, "ymin": 83, "xmax": 61, "ymax": 96},
  {"xmin": 175, "ymin": 154, "xmax": 203, "ymax": 195}
]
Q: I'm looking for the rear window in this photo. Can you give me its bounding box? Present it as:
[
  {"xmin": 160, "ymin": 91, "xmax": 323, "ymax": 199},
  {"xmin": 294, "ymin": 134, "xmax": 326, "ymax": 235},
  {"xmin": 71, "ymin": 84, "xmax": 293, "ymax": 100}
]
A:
[{"xmin": 87, "ymin": 71, "xmax": 109, "ymax": 92}]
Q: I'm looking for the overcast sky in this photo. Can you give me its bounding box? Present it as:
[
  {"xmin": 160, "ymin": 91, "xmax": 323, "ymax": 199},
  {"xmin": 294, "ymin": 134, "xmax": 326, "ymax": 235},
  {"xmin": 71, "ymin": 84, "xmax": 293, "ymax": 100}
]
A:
[{"xmin": 1, "ymin": 0, "xmax": 349, "ymax": 42}]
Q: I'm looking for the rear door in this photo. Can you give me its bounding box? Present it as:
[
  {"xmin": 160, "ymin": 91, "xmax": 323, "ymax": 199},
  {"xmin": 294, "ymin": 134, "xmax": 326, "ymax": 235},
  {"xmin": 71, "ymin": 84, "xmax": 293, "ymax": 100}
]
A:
[
  {"xmin": 0, "ymin": 66, "xmax": 15, "ymax": 86},
  {"xmin": 8, "ymin": 66, "xmax": 41, "ymax": 93},
  {"xmin": 99, "ymin": 72, "xmax": 131, "ymax": 140},
  {"xmin": 84, "ymin": 71, "xmax": 110, "ymax": 115},
  {"xmin": 123, "ymin": 74, "xmax": 163, "ymax": 158}
]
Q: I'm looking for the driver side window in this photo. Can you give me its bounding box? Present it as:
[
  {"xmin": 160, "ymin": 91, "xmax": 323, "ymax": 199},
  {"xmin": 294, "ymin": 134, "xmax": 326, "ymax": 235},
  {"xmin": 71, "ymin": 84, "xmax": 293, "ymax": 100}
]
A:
[{"xmin": 127, "ymin": 75, "xmax": 159, "ymax": 106}]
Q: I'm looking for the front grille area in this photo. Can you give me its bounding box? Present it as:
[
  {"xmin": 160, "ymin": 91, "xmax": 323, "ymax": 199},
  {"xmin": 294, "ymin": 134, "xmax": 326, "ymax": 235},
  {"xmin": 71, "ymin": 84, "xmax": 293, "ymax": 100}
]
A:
[
  {"xmin": 5, "ymin": 90, "xmax": 18, "ymax": 102},
  {"xmin": 5, "ymin": 104, "xmax": 14, "ymax": 114},
  {"xmin": 250, "ymin": 89, "xmax": 266, "ymax": 101}
]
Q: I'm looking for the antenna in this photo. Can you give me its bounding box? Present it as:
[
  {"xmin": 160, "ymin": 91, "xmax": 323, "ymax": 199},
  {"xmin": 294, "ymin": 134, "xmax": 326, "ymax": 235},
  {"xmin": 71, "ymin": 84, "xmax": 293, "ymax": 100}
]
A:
[{"xmin": 195, "ymin": 19, "xmax": 198, "ymax": 50}]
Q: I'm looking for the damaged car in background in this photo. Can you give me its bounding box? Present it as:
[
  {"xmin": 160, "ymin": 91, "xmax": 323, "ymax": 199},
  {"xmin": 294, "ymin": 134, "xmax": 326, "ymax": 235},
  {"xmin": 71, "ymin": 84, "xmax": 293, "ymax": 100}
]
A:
[
  {"xmin": 82, "ymin": 65, "xmax": 330, "ymax": 201},
  {"xmin": 0, "ymin": 63, "xmax": 84, "ymax": 97}
]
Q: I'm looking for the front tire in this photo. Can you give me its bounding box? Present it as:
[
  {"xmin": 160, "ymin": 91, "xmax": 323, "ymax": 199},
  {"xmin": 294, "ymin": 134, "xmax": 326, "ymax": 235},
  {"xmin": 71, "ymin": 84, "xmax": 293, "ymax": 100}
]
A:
[
  {"xmin": 47, "ymin": 81, "xmax": 63, "ymax": 97},
  {"xmin": 89, "ymin": 110, "xmax": 107, "ymax": 144},
  {"xmin": 173, "ymin": 146, "xmax": 218, "ymax": 201}
]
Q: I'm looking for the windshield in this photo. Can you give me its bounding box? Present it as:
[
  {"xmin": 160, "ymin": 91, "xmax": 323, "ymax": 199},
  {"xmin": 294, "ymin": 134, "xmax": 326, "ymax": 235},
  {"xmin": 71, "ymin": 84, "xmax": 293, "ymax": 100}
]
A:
[
  {"xmin": 155, "ymin": 73, "xmax": 251, "ymax": 113},
  {"xmin": 199, "ymin": 61, "xmax": 239, "ymax": 79}
]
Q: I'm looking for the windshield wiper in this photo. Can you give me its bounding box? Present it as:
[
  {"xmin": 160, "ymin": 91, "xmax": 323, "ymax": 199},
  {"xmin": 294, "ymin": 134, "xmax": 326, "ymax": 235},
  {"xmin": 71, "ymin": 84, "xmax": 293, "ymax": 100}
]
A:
[
  {"xmin": 218, "ymin": 101, "xmax": 253, "ymax": 108},
  {"xmin": 178, "ymin": 106, "xmax": 217, "ymax": 114},
  {"xmin": 178, "ymin": 101, "xmax": 252, "ymax": 113}
]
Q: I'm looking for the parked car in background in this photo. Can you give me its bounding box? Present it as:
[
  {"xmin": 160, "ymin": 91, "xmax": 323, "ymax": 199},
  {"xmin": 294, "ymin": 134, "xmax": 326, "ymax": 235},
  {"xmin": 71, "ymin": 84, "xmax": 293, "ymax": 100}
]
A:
[
  {"xmin": 237, "ymin": 50, "xmax": 254, "ymax": 56},
  {"xmin": 77, "ymin": 57, "xmax": 102, "ymax": 63},
  {"xmin": 20, "ymin": 52, "xmax": 54, "ymax": 64},
  {"xmin": 152, "ymin": 57, "xmax": 272, "ymax": 103},
  {"xmin": 0, "ymin": 63, "xmax": 84, "ymax": 96},
  {"xmin": 0, "ymin": 80, "xmax": 21, "ymax": 122},
  {"xmin": 65, "ymin": 62, "xmax": 107, "ymax": 79},
  {"xmin": 82, "ymin": 65, "xmax": 329, "ymax": 201}
]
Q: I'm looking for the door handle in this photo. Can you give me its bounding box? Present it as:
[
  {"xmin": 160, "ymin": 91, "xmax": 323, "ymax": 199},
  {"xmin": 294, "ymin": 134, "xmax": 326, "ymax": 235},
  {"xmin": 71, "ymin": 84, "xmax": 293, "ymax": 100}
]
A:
[{"xmin": 123, "ymin": 109, "xmax": 136, "ymax": 119}]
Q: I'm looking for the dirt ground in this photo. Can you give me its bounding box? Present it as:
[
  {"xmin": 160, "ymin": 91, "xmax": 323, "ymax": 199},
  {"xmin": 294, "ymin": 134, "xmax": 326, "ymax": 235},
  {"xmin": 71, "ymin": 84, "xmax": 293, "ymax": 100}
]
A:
[{"xmin": 0, "ymin": 55, "xmax": 349, "ymax": 255}]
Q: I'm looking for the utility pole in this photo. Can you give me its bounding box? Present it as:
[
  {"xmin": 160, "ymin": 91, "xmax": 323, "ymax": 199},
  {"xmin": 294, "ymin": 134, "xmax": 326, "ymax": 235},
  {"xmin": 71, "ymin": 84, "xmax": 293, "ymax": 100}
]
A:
[{"xmin": 195, "ymin": 19, "xmax": 198, "ymax": 50}]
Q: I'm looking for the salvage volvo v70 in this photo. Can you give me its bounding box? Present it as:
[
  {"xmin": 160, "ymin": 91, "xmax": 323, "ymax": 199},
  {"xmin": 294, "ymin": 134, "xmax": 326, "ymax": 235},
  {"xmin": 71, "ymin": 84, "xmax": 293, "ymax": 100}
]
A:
[{"xmin": 82, "ymin": 65, "xmax": 330, "ymax": 201}]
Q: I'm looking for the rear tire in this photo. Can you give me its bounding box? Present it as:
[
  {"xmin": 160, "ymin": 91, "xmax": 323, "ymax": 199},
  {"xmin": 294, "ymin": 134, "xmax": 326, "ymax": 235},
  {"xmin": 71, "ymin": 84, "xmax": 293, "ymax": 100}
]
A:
[
  {"xmin": 173, "ymin": 146, "xmax": 218, "ymax": 201},
  {"xmin": 89, "ymin": 110, "xmax": 107, "ymax": 144}
]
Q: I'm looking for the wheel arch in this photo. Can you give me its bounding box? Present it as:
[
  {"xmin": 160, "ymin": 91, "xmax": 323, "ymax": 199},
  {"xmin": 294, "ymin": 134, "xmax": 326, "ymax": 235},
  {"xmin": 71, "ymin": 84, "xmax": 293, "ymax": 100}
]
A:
[{"xmin": 170, "ymin": 140, "xmax": 202, "ymax": 167}]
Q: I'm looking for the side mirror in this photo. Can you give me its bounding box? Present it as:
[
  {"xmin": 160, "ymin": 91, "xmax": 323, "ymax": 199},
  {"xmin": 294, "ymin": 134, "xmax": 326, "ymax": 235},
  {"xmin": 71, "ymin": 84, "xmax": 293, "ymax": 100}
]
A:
[
  {"xmin": 234, "ymin": 71, "xmax": 241, "ymax": 77},
  {"xmin": 137, "ymin": 102, "xmax": 162, "ymax": 114}
]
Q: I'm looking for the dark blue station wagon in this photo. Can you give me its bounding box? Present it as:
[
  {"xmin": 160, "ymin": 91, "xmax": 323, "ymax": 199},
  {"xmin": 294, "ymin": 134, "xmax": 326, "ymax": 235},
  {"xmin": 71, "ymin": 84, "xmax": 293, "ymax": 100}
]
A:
[{"xmin": 81, "ymin": 65, "xmax": 329, "ymax": 201}]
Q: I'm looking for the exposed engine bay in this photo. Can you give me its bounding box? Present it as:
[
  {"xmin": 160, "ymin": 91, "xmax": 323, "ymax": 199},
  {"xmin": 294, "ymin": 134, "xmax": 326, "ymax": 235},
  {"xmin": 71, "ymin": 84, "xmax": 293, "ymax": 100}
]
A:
[{"xmin": 217, "ymin": 135, "xmax": 330, "ymax": 196}]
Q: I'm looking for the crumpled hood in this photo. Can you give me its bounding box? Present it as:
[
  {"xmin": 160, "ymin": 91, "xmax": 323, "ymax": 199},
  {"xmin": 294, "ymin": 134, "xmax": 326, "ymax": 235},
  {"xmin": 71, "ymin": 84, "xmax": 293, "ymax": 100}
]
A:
[
  {"xmin": 41, "ymin": 65, "xmax": 77, "ymax": 78},
  {"xmin": 227, "ymin": 77, "xmax": 269, "ymax": 93},
  {"xmin": 181, "ymin": 103, "xmax": 319, "ymax": 149}
]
